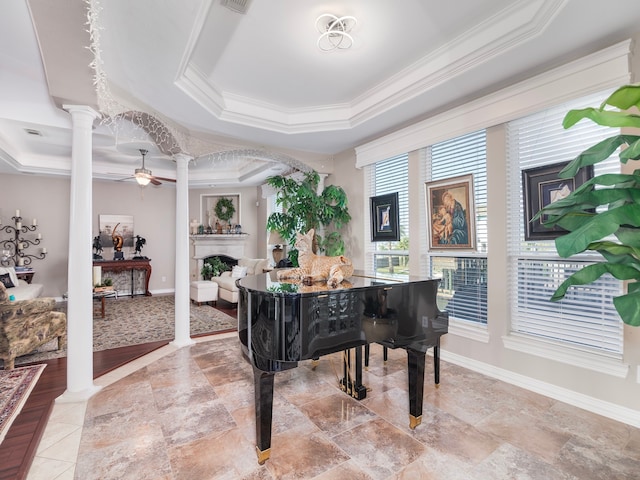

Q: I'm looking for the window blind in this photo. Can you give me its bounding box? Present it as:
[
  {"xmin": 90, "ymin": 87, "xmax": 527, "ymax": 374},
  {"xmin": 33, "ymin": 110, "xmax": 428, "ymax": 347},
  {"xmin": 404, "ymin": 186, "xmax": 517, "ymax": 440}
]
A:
[
  {"xmin": 365, "ymin": 154, "xmax": 410, "ymax": 276},
  {"xmin": 426, "ymin": 130, "xmax": 488, "ymax": 324},
  {"xmin": 506, "ymin": 91, "xmax": 623, "ymax": 356}
]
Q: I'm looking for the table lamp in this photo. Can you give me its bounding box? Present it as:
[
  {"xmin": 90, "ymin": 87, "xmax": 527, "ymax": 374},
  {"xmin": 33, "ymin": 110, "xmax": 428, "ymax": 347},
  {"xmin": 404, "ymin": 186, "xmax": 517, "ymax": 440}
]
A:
[{"xmin": 268, "ymin": 230, "xmax": 286, "ymax": 265}]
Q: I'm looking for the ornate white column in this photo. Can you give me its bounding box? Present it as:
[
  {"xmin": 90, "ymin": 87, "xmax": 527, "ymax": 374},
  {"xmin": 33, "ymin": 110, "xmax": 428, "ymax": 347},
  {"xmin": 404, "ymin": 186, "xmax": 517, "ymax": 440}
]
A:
[
  {"xmin": 171, "ymin": 153, "xmax": 195, "ymax": 347},
  {"xmin": 59, "ymin": 105, "xmax": 101, "ymax": 401}
]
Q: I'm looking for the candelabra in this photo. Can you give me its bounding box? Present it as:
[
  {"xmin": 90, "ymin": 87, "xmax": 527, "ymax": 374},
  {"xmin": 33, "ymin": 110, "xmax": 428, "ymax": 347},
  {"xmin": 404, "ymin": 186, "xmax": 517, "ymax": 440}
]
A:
[{"xmin": 0, "ymin": 209, "xmax": 47, "ymax": 267}]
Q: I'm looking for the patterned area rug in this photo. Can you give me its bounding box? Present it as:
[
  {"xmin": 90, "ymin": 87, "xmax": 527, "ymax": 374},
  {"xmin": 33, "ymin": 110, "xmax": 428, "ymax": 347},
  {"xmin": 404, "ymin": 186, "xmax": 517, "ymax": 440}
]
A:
[
  {"xmin": 0, "ymin": 364, "xmax": 46, "ymax": 444},
  {"xmin": 12, "ymin": 295, "xmax": 236, "ymax": 366}
]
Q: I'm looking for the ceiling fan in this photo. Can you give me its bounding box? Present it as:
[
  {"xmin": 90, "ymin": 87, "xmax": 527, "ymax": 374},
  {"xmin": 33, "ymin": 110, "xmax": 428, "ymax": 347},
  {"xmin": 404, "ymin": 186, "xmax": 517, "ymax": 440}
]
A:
[{"xmin": 130, "ymin": 149, "xmax": 176, "ymax": 186}]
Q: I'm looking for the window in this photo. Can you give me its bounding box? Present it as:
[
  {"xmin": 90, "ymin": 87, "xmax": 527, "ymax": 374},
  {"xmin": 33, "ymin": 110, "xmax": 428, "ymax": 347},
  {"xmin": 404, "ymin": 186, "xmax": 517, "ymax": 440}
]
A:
[
  {"xmin": 506, "ymin": 92, "xmax": 623, "ymax": 358},
  {"xmin": 424, "ymin": 130, "xmax": 488, "ymax": 324},
  {"xmin": 365, "ymin": 154, "xmax": 409, "ymax": 276}
]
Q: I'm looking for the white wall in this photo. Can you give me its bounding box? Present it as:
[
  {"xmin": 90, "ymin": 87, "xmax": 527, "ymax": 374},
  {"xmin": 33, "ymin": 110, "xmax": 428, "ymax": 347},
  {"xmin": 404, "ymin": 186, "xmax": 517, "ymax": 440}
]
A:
[
  {"xmin": 0, "ymin": 174, "xmax": 70, "ymax": 297},
  {"xmin": 0, "ymin": 174, "xmax": 180, "ymax": 296},
  {"xmin": 331, "ymin": 149, "xmax": 364, "ymax": 269}
]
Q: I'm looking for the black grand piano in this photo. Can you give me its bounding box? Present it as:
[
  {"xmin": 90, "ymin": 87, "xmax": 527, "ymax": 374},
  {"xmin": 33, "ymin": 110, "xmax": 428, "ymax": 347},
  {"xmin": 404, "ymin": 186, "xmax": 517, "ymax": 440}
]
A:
[{"xmin": 237, "ymin": 270, "xmax": 448, "ymax": 464}]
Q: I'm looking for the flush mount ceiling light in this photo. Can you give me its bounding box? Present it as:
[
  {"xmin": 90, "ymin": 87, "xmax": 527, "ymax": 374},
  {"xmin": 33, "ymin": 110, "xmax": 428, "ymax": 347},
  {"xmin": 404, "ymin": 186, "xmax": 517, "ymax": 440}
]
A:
[{"xmin": 315, "ymin": 14, "xmax": 357, "ymax": 51}]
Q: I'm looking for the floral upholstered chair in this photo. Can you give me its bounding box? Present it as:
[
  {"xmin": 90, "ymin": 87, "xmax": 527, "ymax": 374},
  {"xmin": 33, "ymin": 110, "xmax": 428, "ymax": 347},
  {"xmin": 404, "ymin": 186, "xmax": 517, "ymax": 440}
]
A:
[{"xmin": 0, "ymin": 282, "xmax": 66, "ymax": 369}]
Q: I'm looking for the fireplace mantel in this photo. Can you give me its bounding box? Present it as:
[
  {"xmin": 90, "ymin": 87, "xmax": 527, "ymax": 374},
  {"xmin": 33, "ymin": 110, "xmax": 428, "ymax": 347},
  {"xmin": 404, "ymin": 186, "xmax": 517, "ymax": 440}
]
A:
[{"xmin": 190, "ymin": 234, "xmax": 249, "ymax": 260}]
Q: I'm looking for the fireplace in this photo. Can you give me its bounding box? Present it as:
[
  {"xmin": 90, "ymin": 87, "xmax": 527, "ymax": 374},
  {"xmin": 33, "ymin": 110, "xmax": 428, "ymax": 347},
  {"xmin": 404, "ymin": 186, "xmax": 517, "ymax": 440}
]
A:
[
  {"xmin": 191, "ymin": 233, "xmax": 249, "ymax": 280},
  {"xmin": 203, "ymin": 255, "xmax": 238, "ymax": 270}
]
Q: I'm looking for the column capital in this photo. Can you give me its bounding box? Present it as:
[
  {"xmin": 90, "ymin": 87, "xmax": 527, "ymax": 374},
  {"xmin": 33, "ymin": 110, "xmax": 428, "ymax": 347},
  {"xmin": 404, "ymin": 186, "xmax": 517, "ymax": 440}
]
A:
[
  {"xmin": 63, "ymin": 104, "xmax": 101, "ymax": 120},
  {"xmin": 173, "ymin": 152, "xmax": 194, "ymax": 164}
]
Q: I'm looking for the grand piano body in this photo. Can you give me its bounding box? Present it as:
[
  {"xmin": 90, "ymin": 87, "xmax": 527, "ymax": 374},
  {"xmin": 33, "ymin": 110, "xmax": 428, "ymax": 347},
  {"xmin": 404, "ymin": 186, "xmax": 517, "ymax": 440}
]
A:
[{"xmin": 237, "ymin": 270, "xmax": 448, "ymax": 464}]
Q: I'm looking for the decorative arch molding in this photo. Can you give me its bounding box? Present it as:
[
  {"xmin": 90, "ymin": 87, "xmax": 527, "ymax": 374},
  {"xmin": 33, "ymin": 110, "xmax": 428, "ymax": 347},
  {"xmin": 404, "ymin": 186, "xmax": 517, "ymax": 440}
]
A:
[
  {"xmin": 197, "ymin": 148, "xmax": 313, "ymax": 173},
  {"xmin": 111, "ymin": 110, "xmax": 187, "ymax": 156}
]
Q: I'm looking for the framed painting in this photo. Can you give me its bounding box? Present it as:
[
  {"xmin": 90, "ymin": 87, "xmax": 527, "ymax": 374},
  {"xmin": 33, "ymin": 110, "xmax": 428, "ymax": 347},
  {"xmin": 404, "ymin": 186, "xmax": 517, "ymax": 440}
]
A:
[
  {"xmin": 425, "ymin": 174, "xmax": 476, "ymax": 250},
  {"xmin": 522, "ymin": 162, "xmax": 593, "ymax": 240},
  {"xmin": 370, "ymin": 192, "xmax": 400, "ymax": 242}
]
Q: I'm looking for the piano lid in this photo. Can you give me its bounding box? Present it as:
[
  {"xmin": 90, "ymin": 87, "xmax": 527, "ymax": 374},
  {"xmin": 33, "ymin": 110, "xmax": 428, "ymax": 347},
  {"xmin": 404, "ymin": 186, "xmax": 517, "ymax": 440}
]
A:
[{"xmin": 236, "ymin": 269, "xmax": 441, "ymax": 297}]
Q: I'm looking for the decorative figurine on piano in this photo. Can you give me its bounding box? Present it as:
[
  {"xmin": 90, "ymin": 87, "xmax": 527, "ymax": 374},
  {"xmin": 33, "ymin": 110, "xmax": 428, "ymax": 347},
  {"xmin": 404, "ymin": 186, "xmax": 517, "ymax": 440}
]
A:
[{"xmin": 277, "ymin": 229, "xmax": 353, "ymax": 287}]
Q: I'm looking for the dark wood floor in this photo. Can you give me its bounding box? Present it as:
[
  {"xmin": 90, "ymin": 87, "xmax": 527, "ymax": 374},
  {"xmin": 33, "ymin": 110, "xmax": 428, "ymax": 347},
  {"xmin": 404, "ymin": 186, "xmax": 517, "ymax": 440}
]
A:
[{"xmin": 0, "ymin": 301, "xmax": 237, "ymax": 480}]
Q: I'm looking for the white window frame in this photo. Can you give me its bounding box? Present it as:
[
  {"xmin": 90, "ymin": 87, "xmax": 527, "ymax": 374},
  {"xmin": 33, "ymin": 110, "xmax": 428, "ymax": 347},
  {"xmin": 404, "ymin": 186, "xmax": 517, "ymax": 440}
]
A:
[
  {"xmin": 422, "ymin": 130, "xmax": 489, "ymax": 333},
  {"xmin": 364, "ymin": 154, "xmax": 409, "ymax": 277},
  {"xmin": 504, "ymin": 91, "xmax": 628, "ymax": 376}
]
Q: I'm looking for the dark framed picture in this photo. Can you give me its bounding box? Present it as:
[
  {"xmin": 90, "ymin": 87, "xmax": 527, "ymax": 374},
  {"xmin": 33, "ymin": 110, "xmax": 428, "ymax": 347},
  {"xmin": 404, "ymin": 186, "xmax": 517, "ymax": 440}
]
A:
[
  {"xmin": 370, "ymin": 192, "xmax": 400, "ymax": 242},
  {"xmin": 425, "ymin": 174, "xmax": 476, "ymax": 251},
  {"xmin": 522, "ymin": 162, "xmax": 593, "ymax": 240}
]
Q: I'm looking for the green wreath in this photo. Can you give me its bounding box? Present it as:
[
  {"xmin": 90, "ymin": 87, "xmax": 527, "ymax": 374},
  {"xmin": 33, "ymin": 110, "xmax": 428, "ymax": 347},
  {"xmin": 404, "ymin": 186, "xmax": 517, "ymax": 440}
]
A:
[{"xmin": 214, "ymin": 197, "xmax": 236, "ymax": 223}]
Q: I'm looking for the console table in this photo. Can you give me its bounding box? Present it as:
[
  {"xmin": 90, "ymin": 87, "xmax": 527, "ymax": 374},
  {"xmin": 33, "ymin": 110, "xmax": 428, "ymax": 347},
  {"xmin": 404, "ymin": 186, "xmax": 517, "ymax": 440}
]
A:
[
  {"xmin": 93, "ymin": 259, "xmax": 152, "ymax": 297},
  {"xmin": 16, "ymin": 269, "xmax": 35, "ymax": 284}
]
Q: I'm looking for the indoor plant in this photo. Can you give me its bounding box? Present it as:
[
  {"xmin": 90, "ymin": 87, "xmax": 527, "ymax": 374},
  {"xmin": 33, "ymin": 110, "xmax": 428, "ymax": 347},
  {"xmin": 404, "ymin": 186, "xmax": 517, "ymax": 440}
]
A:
[
  {"xmin": 536, "ymin": 83, "xmax": 640, "ymax": 326},
  {"xmin": 266, "ymin": 170, "xmax": 351, "ymax": 265},
  {"xmin": 201, "ymin": 256, "xmax": 229, "ymax": 280}
]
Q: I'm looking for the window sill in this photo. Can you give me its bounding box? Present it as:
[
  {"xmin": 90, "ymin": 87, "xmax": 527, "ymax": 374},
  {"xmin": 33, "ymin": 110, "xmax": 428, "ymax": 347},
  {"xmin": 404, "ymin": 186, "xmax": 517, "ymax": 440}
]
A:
[
  {"xmin": 502, "ymin": 334, "xmax": 629, "ymax": 378},
  {"xmin": 449, "ymin": 318, "xmax": 489, "ymax": 343}
]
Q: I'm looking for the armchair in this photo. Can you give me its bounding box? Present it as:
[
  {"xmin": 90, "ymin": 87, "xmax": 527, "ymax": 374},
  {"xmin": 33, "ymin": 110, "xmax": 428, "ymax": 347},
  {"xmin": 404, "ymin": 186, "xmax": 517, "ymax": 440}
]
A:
[{"xmin": 0, "ymin": 282, "xmax": 66, "ymax": 370}]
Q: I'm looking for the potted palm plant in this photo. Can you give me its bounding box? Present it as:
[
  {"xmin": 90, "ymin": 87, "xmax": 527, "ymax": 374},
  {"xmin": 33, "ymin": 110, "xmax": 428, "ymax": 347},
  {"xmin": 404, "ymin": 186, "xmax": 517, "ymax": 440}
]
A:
[
  {"xmin": 536, "ymin": 83, "xmax": 640, "ymax": 326},
  {"xmin": 266, "ymin": 170, "xmax": 351, "ymax": 266}
]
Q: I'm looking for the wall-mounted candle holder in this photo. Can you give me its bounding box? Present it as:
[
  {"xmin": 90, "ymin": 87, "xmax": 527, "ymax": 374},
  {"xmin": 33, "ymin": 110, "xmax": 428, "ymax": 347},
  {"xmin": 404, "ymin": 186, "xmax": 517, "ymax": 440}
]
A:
[{"xmin": 0, "ymin": 209, "xmax": 47, "ymax": 267}]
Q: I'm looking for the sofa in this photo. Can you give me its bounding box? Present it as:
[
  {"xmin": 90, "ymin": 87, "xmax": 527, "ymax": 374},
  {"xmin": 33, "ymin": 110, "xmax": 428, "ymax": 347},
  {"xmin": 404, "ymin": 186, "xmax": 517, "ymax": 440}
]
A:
[
  {"xmin": 211, "ymin": 257, "xmax": 271, "ymax": 304},
  {"xmin": 0, "ymin": 281, "xmax": 66, "ymax": 369},
  {"xmin": 0, "ymin": 266, "xmax": 44, "ymax": 301}
]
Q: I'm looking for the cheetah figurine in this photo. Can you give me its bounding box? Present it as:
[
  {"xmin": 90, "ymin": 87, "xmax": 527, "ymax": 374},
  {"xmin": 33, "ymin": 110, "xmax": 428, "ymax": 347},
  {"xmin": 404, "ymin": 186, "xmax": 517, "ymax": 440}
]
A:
[{"xmin": 276, "ymin": 229, "xmax": 353, "ymax": 288}]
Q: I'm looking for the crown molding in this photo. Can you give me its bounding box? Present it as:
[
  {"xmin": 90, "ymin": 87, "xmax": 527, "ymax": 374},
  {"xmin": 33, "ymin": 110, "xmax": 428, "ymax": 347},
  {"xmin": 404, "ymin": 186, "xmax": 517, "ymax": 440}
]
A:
[
  {"xmin": 174, "ymin": 0, "xmax": 568, "ymax": 135},
  {"xmin": 355, "ymin": 39, "xmax": 633, "ymax": 168}
]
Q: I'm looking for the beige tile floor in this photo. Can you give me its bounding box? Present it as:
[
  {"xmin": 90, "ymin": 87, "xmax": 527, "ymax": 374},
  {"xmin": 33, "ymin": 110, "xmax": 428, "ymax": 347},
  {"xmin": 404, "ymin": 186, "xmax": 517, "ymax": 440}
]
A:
[{"xmin": 27, "ymin": 331, "xmax": 640, "ymax": 479}]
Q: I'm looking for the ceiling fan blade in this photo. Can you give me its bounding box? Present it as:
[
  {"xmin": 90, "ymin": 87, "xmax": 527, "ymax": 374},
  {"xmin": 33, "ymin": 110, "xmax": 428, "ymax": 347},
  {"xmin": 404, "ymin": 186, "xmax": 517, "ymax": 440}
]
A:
[
  {"xmin": 152, "ymin": 176, "xmax": 176, "ymax": 183},
  {"xmin": 149, "ymin": 177, "xmax": 162, "ymax": 186}
]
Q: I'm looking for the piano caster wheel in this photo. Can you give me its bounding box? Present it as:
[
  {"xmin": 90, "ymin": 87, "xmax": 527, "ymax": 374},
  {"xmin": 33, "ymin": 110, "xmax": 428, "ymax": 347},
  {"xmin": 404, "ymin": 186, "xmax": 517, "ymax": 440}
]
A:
[
  {"xmin": 409, "ymin": 415, "xmax": 422, "ymax": 430},
  {"xmin": 311, "ymin": 359, "xmax": 319, "ymax": 370},
  {"xmin": 256, "ymin": 447, "xmax": 271, "ymax": 465}
]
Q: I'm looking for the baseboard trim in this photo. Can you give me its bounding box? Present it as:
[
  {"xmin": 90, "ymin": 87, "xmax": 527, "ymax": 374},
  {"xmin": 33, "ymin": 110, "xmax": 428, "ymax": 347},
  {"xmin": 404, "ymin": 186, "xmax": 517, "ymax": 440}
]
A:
[
  {"xmin": 150, "ymin": 288, "xmax": 175, "ymax": 296},
  {"xmin": 440, "ymin": 349, "xmax": 640, "ymax": 428}
]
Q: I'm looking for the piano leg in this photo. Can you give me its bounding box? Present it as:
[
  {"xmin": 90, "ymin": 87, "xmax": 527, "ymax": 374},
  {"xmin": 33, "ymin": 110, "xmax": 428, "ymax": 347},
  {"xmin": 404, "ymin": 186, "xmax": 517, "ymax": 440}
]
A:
[
  {"xmin": 434, "ymin": 340, "xmax": 440, "ymax": 386},
  {"xmin": 253, "ymin": 367, "xmax": 275, "ymax": 464},
  {"xmin": 406, "ymin": 348, "xmax": 426, "ymax": 429}
]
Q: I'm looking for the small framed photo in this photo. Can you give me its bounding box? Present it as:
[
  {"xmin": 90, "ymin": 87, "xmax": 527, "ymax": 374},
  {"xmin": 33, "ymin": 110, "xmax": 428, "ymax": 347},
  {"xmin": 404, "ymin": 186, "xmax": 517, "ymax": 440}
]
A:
[
  {"xmin": 370, "ymin": 192, "xmax": 400, "ymax": 242},
  {"xmin": 425, "ymin": 174, "xmax": 476, "ymax": 250},
  {"xmin": 522, "ymin": 162, "xmax": 593, "ymax": 241}
]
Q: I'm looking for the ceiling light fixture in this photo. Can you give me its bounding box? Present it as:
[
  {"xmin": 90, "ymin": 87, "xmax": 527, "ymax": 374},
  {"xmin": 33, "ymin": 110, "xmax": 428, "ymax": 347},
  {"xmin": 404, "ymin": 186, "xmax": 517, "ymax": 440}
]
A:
[
  {"xmin": 315, "ymin": 14, "xmax": 357, "ymax": 51},
  {"xmin": 135, "ymin": 149, "xmax": 152, "ymax": 186},
  {"xmin": 135, "ymin": 170, "xmax": 152, "ymax": 186}
]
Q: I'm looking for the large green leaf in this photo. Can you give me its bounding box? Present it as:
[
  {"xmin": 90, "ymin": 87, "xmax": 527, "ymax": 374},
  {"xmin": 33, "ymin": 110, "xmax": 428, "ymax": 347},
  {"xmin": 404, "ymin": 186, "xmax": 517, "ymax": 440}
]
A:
[
  {"xmin": 619, "ymin": 137, "xmax": 640, "ymax": 161},
  {"xmin": 613, "ymin": 291, "xmax": 640, "ymax": 326},
  {"xmin": 563, "ymin": 108, "xmax": 640, "ymax": 129},
  {"xmin": 615, "ymin": 227, "xmax": 640, "ymax": 248},
  {"xmin": 553, "ymin": 204, "xmax": 640, "ymax": 257},
  {"xmin": 589, "ymin": 241, "xmax": 640, "ymax": 266},
  {"xmin": 603, "ymin": 84, "xmax": 640, "ymax": 110},
  {"xmin": 558, "ymin": 135, "xmax": 639, "ymax": 177},
  {"xmin": 551, "ymin": 263, "xmax": 640, "ymax": 301},
  {"xmin": 539, "ymin": 187, "xmax": 640, "ymax": 216}
]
